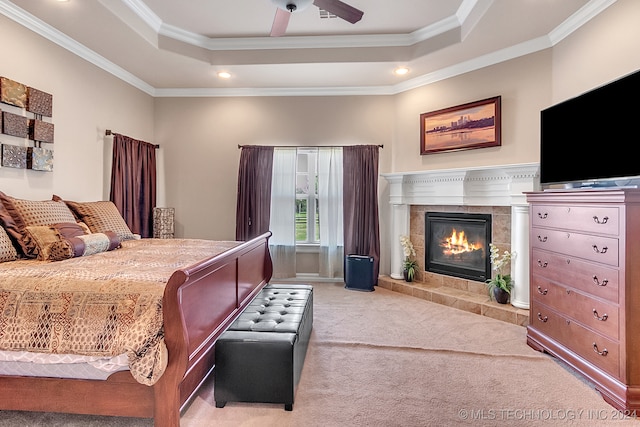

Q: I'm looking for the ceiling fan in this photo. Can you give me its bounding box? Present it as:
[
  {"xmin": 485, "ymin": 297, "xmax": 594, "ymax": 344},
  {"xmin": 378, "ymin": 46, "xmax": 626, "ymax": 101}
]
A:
[{"xmin": 269, "ymin": 0, "xmax": 364, "ymax": 37}]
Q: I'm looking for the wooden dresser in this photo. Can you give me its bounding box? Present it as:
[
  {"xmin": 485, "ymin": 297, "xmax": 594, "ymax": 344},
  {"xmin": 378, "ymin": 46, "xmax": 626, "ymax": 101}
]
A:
[{"xmin": 526, "ymin": 189, "xmax": 640, "ymax": 411}]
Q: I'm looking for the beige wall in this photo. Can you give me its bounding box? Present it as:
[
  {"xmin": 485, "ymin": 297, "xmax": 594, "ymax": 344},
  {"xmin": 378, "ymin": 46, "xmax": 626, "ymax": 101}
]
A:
[
  {"xmin": 2, "ymin": 0, "xmax": 639, "ymax": 275},
  {"xmin": 0, "ymin": 15, "xmax": 154, "ymax": 202},
  {"xmin": 551, "ymin": 0, "xmax": 640, "ymax": 104},
  {"xmin": 391, "ymin": 50, "xmax": 551, "ymax": 173},
  {"xmin": 153, "ymin": 95, "xmax": 394, "ymax": 240}
]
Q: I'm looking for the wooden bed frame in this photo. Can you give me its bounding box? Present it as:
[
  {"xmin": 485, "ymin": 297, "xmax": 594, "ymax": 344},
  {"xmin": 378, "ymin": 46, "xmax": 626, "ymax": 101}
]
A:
[{"xmin": 0, "ymin": 231, "xmax": 273, "ymax": 427}]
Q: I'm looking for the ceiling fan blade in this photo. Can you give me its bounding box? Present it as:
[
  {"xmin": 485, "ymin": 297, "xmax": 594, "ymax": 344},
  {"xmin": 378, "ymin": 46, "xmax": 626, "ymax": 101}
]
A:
[
  {"xmin": 313, "ymin": 0, "xmax": 363, "ymax": 24},
  {"xmin": 270, "ymin": 8, "xmax": 291, "ymax": 37}
]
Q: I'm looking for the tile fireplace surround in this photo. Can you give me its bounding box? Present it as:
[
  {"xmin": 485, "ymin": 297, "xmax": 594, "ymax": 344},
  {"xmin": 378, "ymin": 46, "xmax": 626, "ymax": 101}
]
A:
[{"xmin": 381, "ymin": 163, "xmax": 540, "ymax": 312}]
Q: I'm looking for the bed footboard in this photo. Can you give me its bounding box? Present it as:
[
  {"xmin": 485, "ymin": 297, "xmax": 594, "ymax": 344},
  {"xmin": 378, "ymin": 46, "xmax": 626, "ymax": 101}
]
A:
[
  {"xmin": 155, "ymin": 231, "xmax": 273, "ymax": 426},
  {"xmin": 0, "ymin": 232, "xmax": 273, "ymax": 427}
]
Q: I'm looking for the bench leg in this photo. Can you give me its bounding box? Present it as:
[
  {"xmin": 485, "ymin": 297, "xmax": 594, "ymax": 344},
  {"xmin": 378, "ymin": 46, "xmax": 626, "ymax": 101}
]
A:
[
  {"xmin": 285, "ymin": 403, "xmax": 293, "ymax": 411},
  {"xmin": 215, "ymin": 401, "xmax": 226, "ymax": 408}
]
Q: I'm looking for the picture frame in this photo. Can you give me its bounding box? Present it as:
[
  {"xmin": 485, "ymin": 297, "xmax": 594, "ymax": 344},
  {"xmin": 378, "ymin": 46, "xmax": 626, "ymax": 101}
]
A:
[{"xmin": 420, "ymin": 96, "xmax": 501, "ymax": 155}]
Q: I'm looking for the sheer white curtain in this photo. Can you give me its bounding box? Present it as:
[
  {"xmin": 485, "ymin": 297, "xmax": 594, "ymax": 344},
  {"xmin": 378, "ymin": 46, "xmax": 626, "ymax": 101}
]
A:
[
  {"xmin": 269, "ymin": 148, "xmax": 297, "ymax": 279},
  {"xmin": 318, "ymin": 147, "xmax": 344, "ymax": 278}
]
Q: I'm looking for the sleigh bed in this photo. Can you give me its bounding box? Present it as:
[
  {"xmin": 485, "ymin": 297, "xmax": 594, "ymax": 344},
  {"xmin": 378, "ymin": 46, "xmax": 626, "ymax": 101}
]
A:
[{"xmin": 0, "ymin": 192, "xmax": 272, "ymax": 426}]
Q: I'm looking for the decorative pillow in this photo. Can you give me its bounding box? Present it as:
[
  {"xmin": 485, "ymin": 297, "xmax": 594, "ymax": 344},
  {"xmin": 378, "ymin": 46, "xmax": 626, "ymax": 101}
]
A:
[
  {"xmin": 78, "ymin": 221, "xmax": 92, "ymax": 234},
  {"xmin": 24, "ymin": 225, "xmax": 66, "ymax": 261},
  {"xmin": 0, "ymin": 201, "xmax": 22, "ymax": 258},
  {"xmin": 47, "ymin": 239, "xmax": 75, "ymax": 261},
  {"xmin": 54, "ymin": 222, "xmax": 87, "ymax": 239},
  {"xmin": 24, "ymin": 224, "xmax": 120, "ymax": 261},
  {"xmin": 67, "ymin": 232, "xmax": 121, "ymax": 257},
  {"xmin": 53, "ymin": 196, "xmax": 136, "ymax": 241},
  {"xmin": 0, "ymin": 191, "xmax": 77, "ymax": 258},
  {"xmin": 0, "ymin": 226, "xmax": 18, "ymax": 263}
]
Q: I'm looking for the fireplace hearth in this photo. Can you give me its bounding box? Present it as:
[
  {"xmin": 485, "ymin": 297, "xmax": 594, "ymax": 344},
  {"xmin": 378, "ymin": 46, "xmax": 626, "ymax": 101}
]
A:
[{"xmin": 425, "ymin": 212, "xmax": 491, "ymax": 282}]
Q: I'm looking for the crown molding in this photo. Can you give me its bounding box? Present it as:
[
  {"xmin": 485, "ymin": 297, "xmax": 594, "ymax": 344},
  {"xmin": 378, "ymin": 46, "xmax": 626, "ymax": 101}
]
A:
[
  {"xmin": 119, "ymin": 0, "xmax": 162, "ymax": 32},
  {"xmin": 0, "ymin": 0, "xmax": 155, "ymax": 95},
  {"xmin": 392, "ymin": 36, "xmax": 552, "ymax": 94},
  {"xmin": 131, "ymin": 0, "xmax": 473, "ymax": 51},
  {"xmin": 0, "ymin": 0, "xmax": 616, "ymax": 97},
  {"xmin": 548, "ymin": 0, "xmax": 616, "ymax": 44}
]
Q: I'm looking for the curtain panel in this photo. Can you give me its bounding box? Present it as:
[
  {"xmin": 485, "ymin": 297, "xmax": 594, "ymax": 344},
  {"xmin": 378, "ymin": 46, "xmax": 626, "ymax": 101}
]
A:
[
  {"xmin": 318, "ymin": 147, "xmax": 344, "ymax": 278},
  {"xmin": 342, "ymin": 145, "xmax": 381, "ymax": 283},
  {"xmin": 110, "ymin": 134, "xmax": 157, "ymax": 238},
  {"xmin": 269, "ymin": 148, "xmax": 297, "ymax": 278},
  {"xmin": 235, "ymin": 146, "xmax": 274, "ymax": 241}
]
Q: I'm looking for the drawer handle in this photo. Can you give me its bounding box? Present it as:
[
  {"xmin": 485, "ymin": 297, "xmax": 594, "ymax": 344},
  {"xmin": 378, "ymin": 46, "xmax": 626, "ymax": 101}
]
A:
[
  {"xmin": 593, "ymin": 216, "xmax": 609, "ymax": 224},
  {"xmin": 537, "ymin": 260, "xmax": 548, "ymax": 268},
  {"xmin": 593, "ymin": 309, "xmax": 608, "ymax": 321},
  {"xmin": 538, "ymin": 212, "xmax": 548, "ymax": 219},
  {"xmin": 592, "ymin": 276, "xmax": 609, "ymax": 287},
  {"xmin": 536, "ymin": 286, "xmax": 548, "ymax": 295},
  {"xmin": 537, "ymin": 235, "xmax": 547, "ymax": 242},
  {"xmin": 593, "ymin": 343, "xmax": 608, "ymax": 356},
  {"xmin": 592, "ymin": 245, "xmax": 608, "ymax": 254},
  {"xmin": 537, "ymin": 313, "xmax": 548, "ymax": 323}
]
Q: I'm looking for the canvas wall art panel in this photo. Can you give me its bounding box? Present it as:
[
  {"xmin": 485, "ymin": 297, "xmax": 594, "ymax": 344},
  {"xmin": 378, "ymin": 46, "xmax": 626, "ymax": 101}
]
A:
[
  {"xmin": 1, "ymin": 144, "xmax": 28, "ymax": 169},
  {"xmin": 29, "ymin": 119, "xmax": 54, "ymax": 143},
  {"xmin": 27, "ymin": 147, "xmax": 53, "ymax": 172},
  {"xmin": 27, "ymin": 87, "xmax": 53, "ymax": 117},
  {"xmin": 2, "ymin": 111, "xmax": 29, "ymax": 138},
  {"xmin": 0, "ymin": 77, "xmax": 27, "ymax": 108}
]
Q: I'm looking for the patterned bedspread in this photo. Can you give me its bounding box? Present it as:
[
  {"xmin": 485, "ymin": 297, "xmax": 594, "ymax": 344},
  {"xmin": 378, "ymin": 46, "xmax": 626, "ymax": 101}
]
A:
[{"xmin": 0, "ymin": 238, "xmax": 240, "ymax": 385}]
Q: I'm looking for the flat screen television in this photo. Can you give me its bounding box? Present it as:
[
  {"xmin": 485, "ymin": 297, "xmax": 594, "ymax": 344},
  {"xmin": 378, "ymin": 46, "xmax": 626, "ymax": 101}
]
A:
[{"xmin": 540, "ymin": 68, "xmax": 640, "ymax": 188}]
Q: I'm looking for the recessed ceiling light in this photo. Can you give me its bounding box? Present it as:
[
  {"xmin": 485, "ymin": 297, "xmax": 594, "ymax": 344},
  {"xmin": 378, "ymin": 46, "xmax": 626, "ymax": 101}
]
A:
[
  {"xmin": 217, "ymin": 72, "xmax": 231, "ymax": 79},
  {"xmin": 394, "ymin": 67, "xmax": 409, "ymax": 76}
]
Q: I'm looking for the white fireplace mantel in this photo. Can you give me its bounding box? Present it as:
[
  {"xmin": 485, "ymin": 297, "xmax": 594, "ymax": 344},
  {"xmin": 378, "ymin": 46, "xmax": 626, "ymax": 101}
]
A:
[{"xmin": 381, "ymin": 163, "xmax": 540, "ymax": 309}]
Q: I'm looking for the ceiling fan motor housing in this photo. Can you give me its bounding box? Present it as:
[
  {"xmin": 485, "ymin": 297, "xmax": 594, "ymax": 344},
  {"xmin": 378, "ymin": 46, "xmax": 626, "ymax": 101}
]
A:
[{"xmin": 271, "ymin": 0, "xmax": 314, "ymax": 13}]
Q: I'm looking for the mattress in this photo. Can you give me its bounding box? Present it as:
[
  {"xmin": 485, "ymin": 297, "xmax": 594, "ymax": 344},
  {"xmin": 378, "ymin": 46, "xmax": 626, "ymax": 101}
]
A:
[{"xmin": 0, "ymin": 350, "xmax": 129, "ymax": 380}]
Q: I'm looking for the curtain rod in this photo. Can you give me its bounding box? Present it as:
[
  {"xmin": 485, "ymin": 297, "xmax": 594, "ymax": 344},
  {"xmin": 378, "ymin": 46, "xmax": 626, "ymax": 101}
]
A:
[
  {"xmin": 105, "ymin": 130, "xmax": 160, "ymax": 148},
  {"xmin": 237, "ymin": 144, "xmax": 383, "ymax": 149}
]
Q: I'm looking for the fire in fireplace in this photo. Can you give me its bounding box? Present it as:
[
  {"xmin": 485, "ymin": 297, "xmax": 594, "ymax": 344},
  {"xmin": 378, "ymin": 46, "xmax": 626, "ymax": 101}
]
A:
[{"xmin": 425, "ymin": 212, "xmax": 491, "ymax": 282}]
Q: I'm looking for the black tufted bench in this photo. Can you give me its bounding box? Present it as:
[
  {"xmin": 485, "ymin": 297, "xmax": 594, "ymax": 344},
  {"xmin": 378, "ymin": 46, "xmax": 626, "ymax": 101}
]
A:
[{"xmin": 214, "ymin": 283, "xmax": 313, "ymax": 411}]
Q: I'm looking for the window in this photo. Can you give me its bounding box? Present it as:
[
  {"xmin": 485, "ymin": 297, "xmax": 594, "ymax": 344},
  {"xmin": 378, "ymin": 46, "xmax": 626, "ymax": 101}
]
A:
[
  {"xmin": 269, "ymin": 146, "xmax": 344, "ymax": 279},
  {"xmin": 295, "ymin": 149, "xmax": 319, "ymax": 243}
]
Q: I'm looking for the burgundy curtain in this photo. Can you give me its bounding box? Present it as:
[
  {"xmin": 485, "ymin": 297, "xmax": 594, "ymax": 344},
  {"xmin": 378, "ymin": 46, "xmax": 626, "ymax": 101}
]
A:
[
  {"xmin": 343, "ymin": 145, "xmax": 381, "ymax": 283},
  {"xmin": 110, "ymin": 134, "xmax": 157, "ymax": 238},
  {"xmin": 236, "ymin": 145, "xmax": 274, "ymax": 241}
]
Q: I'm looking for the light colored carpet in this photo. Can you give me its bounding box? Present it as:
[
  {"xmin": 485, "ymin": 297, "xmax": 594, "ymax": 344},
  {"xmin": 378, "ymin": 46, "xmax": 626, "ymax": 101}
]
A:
[{"xmin": 1, "ymin": 282, "xmax": 637, "ymax": 426}]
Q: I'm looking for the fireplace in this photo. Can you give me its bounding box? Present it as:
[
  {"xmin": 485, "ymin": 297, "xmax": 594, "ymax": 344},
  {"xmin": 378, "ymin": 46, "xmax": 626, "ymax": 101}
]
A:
[
  {"xmin": 425, "ymin": 212, "xmax": 491, "ymax": 282},
  {"xmin": 382, "ymin": 164, "xmax": 539, "ymax": 309}
]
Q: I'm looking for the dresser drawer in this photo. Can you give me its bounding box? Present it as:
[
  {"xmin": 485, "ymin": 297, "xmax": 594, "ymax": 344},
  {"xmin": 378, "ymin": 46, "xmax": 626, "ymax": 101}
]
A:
[
  {"xmin": 530, "ymin": 301, "xmax": 619, "ymax": 378},
  {"xmin": 531, "ymin": 205, "xmax": 619, "ymax": 235},
  {"xmin": 530, "ymin": 248, "xmax": 619, "ymax": 302},
  {"xmin": 531, "ymin": 276, "xmax": 619, "ymax": 339},
  {"xmin": 531, "ymin": 227, "xmax": 619, "ymax": 266}
]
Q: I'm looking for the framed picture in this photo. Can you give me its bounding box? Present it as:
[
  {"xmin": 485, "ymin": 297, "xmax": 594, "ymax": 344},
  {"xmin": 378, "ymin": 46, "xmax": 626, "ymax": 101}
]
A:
[{"xmin": 420, "ymin": 96, "xmax": 501, "ymax": 154}]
